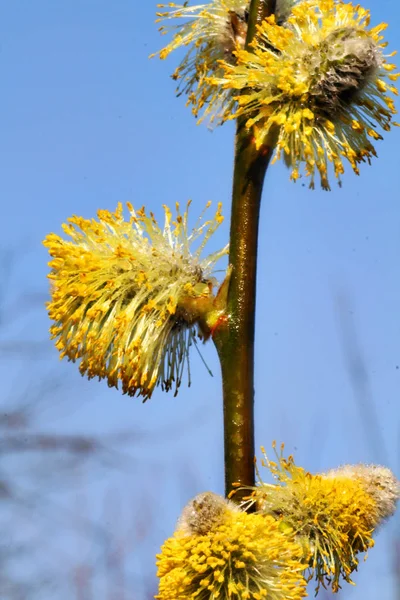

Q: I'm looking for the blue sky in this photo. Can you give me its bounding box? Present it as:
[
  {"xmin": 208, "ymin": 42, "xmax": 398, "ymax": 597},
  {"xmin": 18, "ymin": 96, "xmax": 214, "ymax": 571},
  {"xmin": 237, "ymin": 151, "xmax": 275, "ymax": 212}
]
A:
[{"xmin": 0, "ymin": 1, "xmax": 399, "ymax": 598}]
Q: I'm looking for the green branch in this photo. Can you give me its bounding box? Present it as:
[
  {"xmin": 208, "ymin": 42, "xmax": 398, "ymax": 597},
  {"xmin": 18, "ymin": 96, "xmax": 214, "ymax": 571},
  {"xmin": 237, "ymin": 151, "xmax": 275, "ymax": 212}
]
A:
[{"xmin": 214, "ymin": 0, "xmax": 277, "ymax": 500}]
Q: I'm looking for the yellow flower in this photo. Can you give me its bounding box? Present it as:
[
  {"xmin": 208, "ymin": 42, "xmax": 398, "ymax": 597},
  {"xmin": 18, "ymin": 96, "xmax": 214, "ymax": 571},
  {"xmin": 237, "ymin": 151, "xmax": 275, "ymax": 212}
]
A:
[
  {"xmin": 151, "ymin": 0, "xmax": 250, "ymax": 124},
  {"xmin": 241, "ymin": 444, "xmax": 392, "ymax": 593},
  {"xmin": 43, "ymin": 201, "xmax": 228, "ymax": 401},
  {"xmin": 211, "ymin": 0, "xmax": 399, "ymax": 189},
  {"xmin": 157, "ymin": 492, "xmax": 308, "ymax": 600}
]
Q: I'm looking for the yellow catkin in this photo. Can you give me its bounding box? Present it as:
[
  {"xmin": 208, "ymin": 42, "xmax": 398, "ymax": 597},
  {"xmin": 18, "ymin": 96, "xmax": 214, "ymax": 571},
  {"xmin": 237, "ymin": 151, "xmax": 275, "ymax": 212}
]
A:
[
  {"xmin": 43, "ymin": 202, "xmax": 228, "ymax": 400},
  {"xmin": 210, "ymin": 0, "xmax": 399, "ymax": 189},
  {"xmin": 325, "ymin": 464, "xmax": 400, "ymax": 525},
  {"xmin": 157, "ymin": 506, "xmax": 308, "ymax": 600},
  {"xmin": 151, "ymin": 0, "xmax": 250, "ymax": 124},
  {"xmin": 244, "ymin": 444, "xmax": 389, "ymax": 593}
]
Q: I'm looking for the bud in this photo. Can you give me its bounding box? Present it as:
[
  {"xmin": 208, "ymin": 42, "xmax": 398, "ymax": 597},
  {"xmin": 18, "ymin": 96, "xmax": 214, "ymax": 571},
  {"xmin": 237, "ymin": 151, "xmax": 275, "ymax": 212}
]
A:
[
  {"xmin": 43, "ymin": 201, "xmax": 228, "ymax": 400},
  {"xmin": 310, "ymin": 27, "xmax": 380, "ymax": 116},
  {"xmin": 177, "ymin": 491, "xmax": 239, "ymax": 535}
]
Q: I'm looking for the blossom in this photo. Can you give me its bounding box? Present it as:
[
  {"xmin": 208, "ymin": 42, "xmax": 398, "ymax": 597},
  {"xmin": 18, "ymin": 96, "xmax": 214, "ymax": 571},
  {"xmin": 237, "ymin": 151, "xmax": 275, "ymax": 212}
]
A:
[
  {"xmin": 157, "ymin": 492, "xmax": 308, "ymax": 600},
  {"xmin": 43, "ymin": 201, "xmax": 228, "ymax": 401},
  {"xmin": 211, "ymin": 0, "xmax": 399, "ymax": 189},
  {"xmin": 151, "ymin": 0, "xmax": 250, "ymax": 124},
  {"xmin": 239, "ymin": 444, "xmax": 397, "ymax": 593}
]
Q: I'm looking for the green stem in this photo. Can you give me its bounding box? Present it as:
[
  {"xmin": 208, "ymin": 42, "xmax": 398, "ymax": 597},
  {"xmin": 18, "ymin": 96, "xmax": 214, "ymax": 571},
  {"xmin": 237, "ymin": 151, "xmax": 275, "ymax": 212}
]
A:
[
  {"xmin": 213, "ymin": 0, "xmax": 276, "ymax": 500},
  {"xmin": 246, "ymin": 0, "xmax": 277, "ymax": 46}
]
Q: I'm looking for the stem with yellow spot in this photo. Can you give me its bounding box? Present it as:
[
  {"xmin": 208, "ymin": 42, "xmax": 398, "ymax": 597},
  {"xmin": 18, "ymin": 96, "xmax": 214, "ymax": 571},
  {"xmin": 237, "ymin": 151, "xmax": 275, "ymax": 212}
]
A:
[{"xmin": 213, "ymin": 0, "xmax": 277, "ymax": 501}]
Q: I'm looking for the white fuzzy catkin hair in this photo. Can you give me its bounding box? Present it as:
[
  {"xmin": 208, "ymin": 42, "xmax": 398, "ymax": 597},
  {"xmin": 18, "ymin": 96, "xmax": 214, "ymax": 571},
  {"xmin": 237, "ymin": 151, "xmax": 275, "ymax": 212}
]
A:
[
  {"xmin": 177, "ymin": 491, "xmax": 239, "ymax": 536},
  {"xmin": 309, "ymin": 27, "xmax": 380, "ymax": 116}
]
